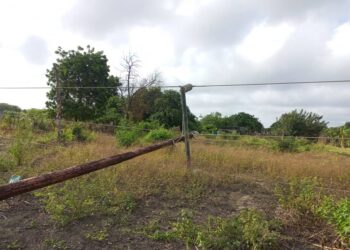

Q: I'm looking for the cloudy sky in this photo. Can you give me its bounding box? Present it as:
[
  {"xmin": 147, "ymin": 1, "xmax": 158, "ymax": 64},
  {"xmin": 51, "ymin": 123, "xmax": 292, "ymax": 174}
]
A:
[{"xmin": 1, "ymin": 0, "xmax": 350, "ymax": 126}]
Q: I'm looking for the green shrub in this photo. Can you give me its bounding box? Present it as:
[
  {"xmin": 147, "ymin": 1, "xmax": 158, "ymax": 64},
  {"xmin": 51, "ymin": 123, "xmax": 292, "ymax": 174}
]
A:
[
  {"xmin": 275, "ymin": 179, "xmax": 350, "ymax": 247},
  {"xmin": 9, "ymin": 129, "xmax": 33, "ymax": 166},
  {"xmin": 0, "ymin": 154, "xmax": 16, "ymax": 172},
  {"xmin": 145, "ymin": 128, "xmax": 174, "ymax": 142},
  {"xmin": 36, "ymin": 176, "xmax": 136, "ymax": 226},
  {"xmin": 238, "ymin": 136, "xmax": 277, "ymax": 149},
  {"xmin": 116, "ymin": 129, "xmax": 140, "ymax": 147},
  {"xmin": 274, "ymin": 177, "xmax": 320, "ymax": 213},
  {"xmin": 62, "ymin": 123, "xmax": 93, "ymax": 142},
  {"xmin": 276, "ymin": 137, "xmax": 298, "ymax": 152},
  {"xmin": 136, "ymin": 120, "xmax": 161, "ymax": 131},
  {"xmin": 71, "ymin": 124, "xmax": 89, "ymax": 141},
  {"xmin": 147, "ymin": 209, "xmax": 279, "ymax": 249},
  {"xmin": 317, "ymin": 197, "xmax": 350, "ymax": 245},
  {"xmin": 219, "ymin": 130, "xmax": 239, "ymax": 140},
  {"xmin": 26, "ymin": 109, "xmax": 54, "ymax": 132}
]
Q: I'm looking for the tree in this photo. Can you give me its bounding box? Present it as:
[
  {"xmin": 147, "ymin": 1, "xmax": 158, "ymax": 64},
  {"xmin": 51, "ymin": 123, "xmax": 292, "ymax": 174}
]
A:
[
  {"xmin": 200, "ymin": 112, "xmax": 263, "ymax": 134},
  {"xmin": 270, "ymin": 109, "xmax": 327, "ymax": 137},
  {"xmin": 119, "ymin": 52, "xmax": 162, "ymax": 119},
  {"xmin": 225, "ymin": 112, "xmax": 263, "ymax": 133},
  {"xmin": 200, "ymin": 112, "xmax": 224, "ymax": 133},
  {"xmin": 0, "ymin": 103, "xmax": 21, "ymax": 115},
  {"xmin": 95, "ymin": 96, "xmax": 124, "ymax": 124},
  {"xmin": 128, "ymin": 87, "xmax": 162, "ymax": 122},
  {"xmin": 150, "ymin": 90, "xmax": 199, "ymax": 130},
  {"xmin": 46, "ymin": 46, "xmax": 121, "ymax": 121}
]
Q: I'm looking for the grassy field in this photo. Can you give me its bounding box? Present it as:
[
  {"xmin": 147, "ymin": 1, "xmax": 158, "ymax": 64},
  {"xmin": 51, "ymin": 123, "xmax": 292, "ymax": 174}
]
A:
[{"xmin": 0, "ymin": 132, "xmax": 350, "ymax": 249}]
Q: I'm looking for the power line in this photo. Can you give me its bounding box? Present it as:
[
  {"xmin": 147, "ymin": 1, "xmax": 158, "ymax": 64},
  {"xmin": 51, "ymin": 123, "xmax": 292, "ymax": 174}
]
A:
[
  {"xmin": 198, "ymin": 133, "xmax": 350, "ymax": 140},
  {"xmin": 0, "ymin": 85, "xmax": 180, "ymax": 90},
  {"xmin": 1, "ymin": 79, "xmax": 350, "ymax": 89},
  {"xmin": 192, "ymin": 79, "xmax": 350, "ymax": 88}
]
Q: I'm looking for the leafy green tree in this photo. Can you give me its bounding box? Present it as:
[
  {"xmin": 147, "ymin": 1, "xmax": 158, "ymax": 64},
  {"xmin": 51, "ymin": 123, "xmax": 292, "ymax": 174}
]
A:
[
  {"xmin": 46, "ymin": 46, "xmax": 121, "ymax": 121},
  {"xmin": 129, "ymin": 87, "xmax": 162, "ymax": 122},
  {"xmin": 96, "ymin": 96, "xmax": 124, "ymax": 124},
  {"xmin": 224, "ymin": 112, "xmax": 263, "ymax": 133},
  {"xmin": 150, "ymin": 90, "xmax": 199, "ymax": 130},
  {"xmin": 200, "ymin": 112, "xmax": 224, "ymax": 133},
  {"xmin": 200, "ymin": 112, "xmax": 263, "ymax": 134},
  {"xmin": 270, "ymin": 109, "xmax": 327, "ymax": 137},
  {"xmin": 0, "ymin": 103, "xmax": 21, "ymax": 115}
]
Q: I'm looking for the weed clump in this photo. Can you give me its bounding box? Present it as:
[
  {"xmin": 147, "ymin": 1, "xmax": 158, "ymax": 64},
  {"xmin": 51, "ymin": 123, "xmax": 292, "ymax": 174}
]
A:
[
  {"xmin": 146, "ymin": 209, "xmax": 280, "ymax": 249},
  {"xmin": 0, "ymin": 154, "xmax": 16, "ymax": 172},
  {"xmin": 116, "ymin": 120, "xmax": 174, "ymax": 147},
  {"xmin": 35, "ymin": 175, "xmax": 136, "ymax": 226},
  {"xmin": 275, "ymin": 178, "xmax": 350, "ymax": 247},
  {"xmin": 317, "ymin": 197, "xmax": 350, "ymax": 246},
  {"xmin": 62, "ymin": 123, "xmax": 93, "ymax": 142},
  {"xmin": 145, "ymin": 128, "xmax": 174, "ymax": 142}
]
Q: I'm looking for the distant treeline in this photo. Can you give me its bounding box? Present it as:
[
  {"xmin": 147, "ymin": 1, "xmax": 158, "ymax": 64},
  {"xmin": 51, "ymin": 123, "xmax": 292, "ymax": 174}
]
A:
[{"xmin": 1, "ymin": 45, "xmax": 349, "ymax": 143}]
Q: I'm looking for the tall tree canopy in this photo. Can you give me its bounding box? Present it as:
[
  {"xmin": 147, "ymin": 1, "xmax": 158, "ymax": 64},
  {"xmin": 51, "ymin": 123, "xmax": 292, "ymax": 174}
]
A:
[
  {"xmin": 46, "ymin": 46, "xmax": 121, "ymax": 121},
  {"xmin": 0, "ymin": 103, "xmax": 21, "ymax": 115},
  {"xmin": 129, "ymin": 87, "xmax": 162, "ymax": 122},
  {"xmin": 150, "ymin": 90, "xmax": 199, "ymax": 130},
  {"xmin": 200, "ymin": 112, "xmax": 263, "ymax": 133},
  {"xmin": 225, "ymin": 112, "xmax": 263, "ymax": 133},
  {"xmin": 270, "ymin": 109, "xmax": 327, "ymax": 137}
]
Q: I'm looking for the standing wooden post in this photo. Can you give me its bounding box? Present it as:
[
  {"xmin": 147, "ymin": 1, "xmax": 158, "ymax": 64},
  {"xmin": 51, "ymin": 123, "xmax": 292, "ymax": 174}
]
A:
[
  {"xmin": 180, "ymin": 84, "xmax": 193, "ymax": 168},
  {"xmin": 55, "ymin": 68, "xmax": 63, "ymax": 142}
]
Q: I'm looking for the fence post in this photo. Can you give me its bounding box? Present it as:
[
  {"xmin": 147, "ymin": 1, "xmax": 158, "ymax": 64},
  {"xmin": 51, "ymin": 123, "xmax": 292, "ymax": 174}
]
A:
[
  {"xmin": 180, "ymin": 84, "xmax": 193, "ymax": 168},
  {"xmin": 55, "ymin": 68, "xmax": 63, "ymax": 142}
]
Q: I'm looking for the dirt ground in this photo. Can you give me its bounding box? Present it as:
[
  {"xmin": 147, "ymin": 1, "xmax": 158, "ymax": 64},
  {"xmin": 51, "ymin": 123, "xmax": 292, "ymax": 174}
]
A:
[{"xmin": 0, "ymin": 177, "xmax": 327, "ymax": 250}]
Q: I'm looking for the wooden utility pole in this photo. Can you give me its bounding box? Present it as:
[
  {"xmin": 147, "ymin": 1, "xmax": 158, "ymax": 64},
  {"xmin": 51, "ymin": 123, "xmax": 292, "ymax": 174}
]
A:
[
  {"xmin": 180, "ymin": 84, "xmax": 193, "ymax": 168},
  {"xmin": 0, "ymin": 135, "xmax": 188, "ymax": 201},
  {"xmin": 55, "ymin": 68, "xmax": 63, "ymax": 142}
]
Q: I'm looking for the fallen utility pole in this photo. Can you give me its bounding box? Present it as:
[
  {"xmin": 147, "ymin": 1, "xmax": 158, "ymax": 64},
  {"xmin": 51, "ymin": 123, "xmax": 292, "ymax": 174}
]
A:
[{"xmin": 0, "ymin": 135, "xmax": 188, "ymax": 201}]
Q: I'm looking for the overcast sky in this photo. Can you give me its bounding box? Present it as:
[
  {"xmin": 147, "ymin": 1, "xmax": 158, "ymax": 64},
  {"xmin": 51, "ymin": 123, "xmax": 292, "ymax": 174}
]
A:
[{"xmin": 1, "ymin": 0, "xmax": 350, "ymax": 127}]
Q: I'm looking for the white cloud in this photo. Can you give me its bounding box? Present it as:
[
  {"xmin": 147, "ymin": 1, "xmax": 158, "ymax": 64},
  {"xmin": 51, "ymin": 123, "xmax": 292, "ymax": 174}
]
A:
[
  {"xmin": 0, "ymin": 0, "xmax": 350, "ymax": 127},
  {"xmin": 327, "ymin": 22, "xmax": 350, "ymax": 56},
  {"xmin": 236, "ymin": 22, "xmax": 295, "ymax": 63}
]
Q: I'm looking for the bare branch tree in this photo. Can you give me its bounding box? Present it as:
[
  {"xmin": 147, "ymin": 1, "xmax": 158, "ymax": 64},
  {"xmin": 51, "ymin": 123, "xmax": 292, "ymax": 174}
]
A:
[
  {"xmin": 139, "ymin": 70, "xmax": 162, "ymax": 88},
  {"xmin": 119, "ymin": 51, "xmax": 162, "ymax": 119},
  {"xmin": 120, "ymin": 51, "xmax": 140, "ymax": 118}
]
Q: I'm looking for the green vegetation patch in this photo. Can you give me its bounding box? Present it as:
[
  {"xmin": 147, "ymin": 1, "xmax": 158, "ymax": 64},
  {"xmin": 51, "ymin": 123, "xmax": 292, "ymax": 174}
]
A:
[{"xmin": 145, "ymin": 209, "xmax": 280, "ymax": 250}]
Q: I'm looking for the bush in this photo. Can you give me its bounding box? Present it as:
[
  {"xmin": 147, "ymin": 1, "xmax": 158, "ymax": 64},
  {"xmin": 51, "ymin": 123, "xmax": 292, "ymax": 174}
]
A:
[
  {"xmin": 147, "ymin": 209, "xmax": 280, "ymax": 249},
  {"xmin": 276, "ymin": 137, "xmax": 298, "ymax": 152},
  {"xmin": 274, "ymin": 177, "xmax": 320, "ymax": 213},
  {"xmin": 145, "ymin": 128, "xmax": 174, "ymax": 142},
  {"xmin": 26, "ymin": 109, "xmax": 54, "ymax": 132},
  {"xmin": 275, "ymin": 178, "xmax": 350, "ymax": 247},
  {"xmin": 239, "ymin": 136, "xmax": 276, "ymax": 149},
  {"xmin": 62, "ymin": 123, "xmax": 93, "ymax": 142},
  {"xmin": 317, "ymin": 197, "xmax": 350, "ymax": 246},
  {"xmin": 9, "ymin": 127, "xmax": 33, "ymax": 166},
  {"xmin": 35, "ymin": 176, "xmax": 136, "ymax": 226},
  {"xmin": 219, "ymin": 130, "xmax": 239, "ymax": 140},
  {"xmin": 0, "ymin": 154, "xmax": 16, "ymax": 172},
  {"xmin": 116, "ymin": 120, "xmax": 161, "ymax": 147},
  {"xmin": 116, "ymin": 129, "xmax": 140, "ymax": 147}
]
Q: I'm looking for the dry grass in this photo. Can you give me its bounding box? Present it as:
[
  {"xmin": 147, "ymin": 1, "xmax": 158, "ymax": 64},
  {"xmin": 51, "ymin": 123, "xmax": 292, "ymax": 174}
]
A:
[
  {"xmin": 2, "ymin": 133, "xmax": 350, "ymax": 249},
  {"xmin": 9, "ymin": 132, "xmax": 350, "ymax": 194},
  {"xmin": 191, "ymin": 141, "xmax": 350, "ymax": 191}
]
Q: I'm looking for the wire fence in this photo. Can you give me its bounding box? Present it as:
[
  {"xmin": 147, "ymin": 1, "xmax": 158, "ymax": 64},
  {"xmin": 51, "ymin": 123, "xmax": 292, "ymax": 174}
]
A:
[
  {"xmin": 1, "ymin": 78, "xmax": 350, "ymax": 198},
  {"xmin": 197, "ymin": 133, "xmax": 350, "ymax": 141}
]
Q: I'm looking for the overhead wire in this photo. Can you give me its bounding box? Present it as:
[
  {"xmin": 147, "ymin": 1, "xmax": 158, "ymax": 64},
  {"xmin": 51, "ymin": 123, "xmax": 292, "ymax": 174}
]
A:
[{"xmin": 1, "ymin": 79, "xmax": 350, "ymax": 89}]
